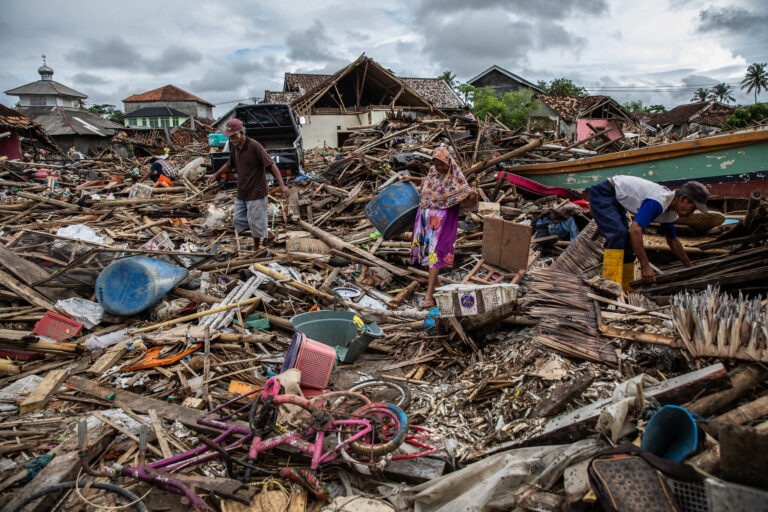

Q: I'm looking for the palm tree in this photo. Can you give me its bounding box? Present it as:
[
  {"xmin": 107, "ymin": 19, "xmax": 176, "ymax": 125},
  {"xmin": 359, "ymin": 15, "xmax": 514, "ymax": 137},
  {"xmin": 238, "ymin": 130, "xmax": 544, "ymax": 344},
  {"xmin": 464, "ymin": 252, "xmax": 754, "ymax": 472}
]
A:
[
  {"xmin": 439, "ymin": 70, "xmax": 457, "ymax": 90},
  {"xmin": 711, "ymin": 83, "xmax": 735, "ymax": 103},
  {"xmin": 741, "ymin": 63, "xmax": 768, "ymax": 104},
  {"xmin": 691, "ymin": 88, "xmax": 714, "ymax": 102}
]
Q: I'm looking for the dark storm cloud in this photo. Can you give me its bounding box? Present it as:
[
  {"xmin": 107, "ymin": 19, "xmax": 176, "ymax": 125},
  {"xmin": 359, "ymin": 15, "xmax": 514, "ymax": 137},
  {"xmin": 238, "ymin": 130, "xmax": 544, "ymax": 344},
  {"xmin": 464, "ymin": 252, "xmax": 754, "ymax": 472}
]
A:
[
  {"xmin": 286, "ymin": 20, "xmax": 334, "ymax": 62},
  {"xmin": 416, "ymin": 0, "xmax": 608, "ymax": 21},
  {"xmin": 422, "ymin": 12, "xmax": 534, "ymax": 76},
  {"xmin": 72, "ymin": 72, "xmax": 109, "ymax": 85},
  {"xmin": 696, "ymin": 6, "xmax": 768, "ymax": 33},
  {"xmin": 67, "ymin": 37, "xmax": 201, "ymax": 73},
  {"xmin": 536, "ymin": 23, "xmax": 586, "ymax": 52}
]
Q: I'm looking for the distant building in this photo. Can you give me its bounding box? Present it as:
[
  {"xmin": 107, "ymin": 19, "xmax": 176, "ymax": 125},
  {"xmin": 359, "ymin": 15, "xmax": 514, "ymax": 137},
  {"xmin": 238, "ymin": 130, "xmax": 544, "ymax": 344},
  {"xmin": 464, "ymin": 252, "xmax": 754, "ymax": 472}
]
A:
[
  {"xmin": 467, "ymin": 65, "xmax": 543, "ymax": 97},
  {"xmin": 530, "ymin": 94, "xmax": 637, "ymax": 142},
  {"xmin": 4, "ymin": 58, "xmax": 120, "ymax": 154},
  {"xmin": 259, "ymin": 55, "xmax": 462, "ymax": 148},
  {"xmin": 638, "ymin": 101, "xmax": 736, "ymax": 137},
  {"xmin": 123, "ymin": 85, "xmax": 215, "ymax": 127}
]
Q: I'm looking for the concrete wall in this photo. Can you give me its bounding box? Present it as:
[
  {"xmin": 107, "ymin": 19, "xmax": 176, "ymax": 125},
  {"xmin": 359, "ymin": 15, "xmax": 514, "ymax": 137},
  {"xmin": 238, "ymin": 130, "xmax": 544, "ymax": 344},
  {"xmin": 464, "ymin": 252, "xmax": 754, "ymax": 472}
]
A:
[
  {"xmin": 19, "ymin": 95, "xmax": 78, "ymax": 108},
  {"xmin": 300, "ymin": 110, "xmax": 389, "ymax": 149},
  {"xmin": 576, "ymin": 118, "xmax": 622, "ymax": 141}
]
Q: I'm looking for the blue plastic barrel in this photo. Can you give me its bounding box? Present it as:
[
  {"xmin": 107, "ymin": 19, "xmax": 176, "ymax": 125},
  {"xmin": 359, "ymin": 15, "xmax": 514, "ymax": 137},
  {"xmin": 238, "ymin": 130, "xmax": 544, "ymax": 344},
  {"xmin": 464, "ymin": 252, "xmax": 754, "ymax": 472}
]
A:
[
  {"xmin": 641, "ymin": 405, "xmax": 699, "ymax": 461},
  {"xmin": 95, "ymin": 257, "xmax": 188, "ymax": 316},
  {"xmin": 364, "ymin": 181, "xmax": 420, "ymax": 239}
]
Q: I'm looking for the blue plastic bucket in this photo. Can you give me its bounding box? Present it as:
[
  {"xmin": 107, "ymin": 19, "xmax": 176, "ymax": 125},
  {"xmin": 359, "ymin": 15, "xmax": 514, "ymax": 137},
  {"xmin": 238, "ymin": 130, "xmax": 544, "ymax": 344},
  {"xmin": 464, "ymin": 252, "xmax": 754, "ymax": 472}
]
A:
[
  {"xmin": 364, "ymin": 181, "xmax": 420, "ymax": 239},
  {"xmin": 95, "ymin": 257, "xmax": 188, "ymax": 316},
  {"xmin": 641, "ymin": 405, "xmax": 699, "ymax": 461}
]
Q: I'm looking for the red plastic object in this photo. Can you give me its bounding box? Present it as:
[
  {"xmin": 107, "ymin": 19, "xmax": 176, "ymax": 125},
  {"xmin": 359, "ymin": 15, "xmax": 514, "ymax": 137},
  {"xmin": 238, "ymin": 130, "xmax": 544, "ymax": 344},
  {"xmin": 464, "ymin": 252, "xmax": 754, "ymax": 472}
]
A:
[
  {"xmin": 294, "ymin": 334, "xmax": 336, "ymax": 390},
  {"xmin": 0, "ymin": 348, "xmax": 44, "ymax": 361},
  {"xmin": 33, "ymin": 312, "xmax": 84, "ymax": 343}
]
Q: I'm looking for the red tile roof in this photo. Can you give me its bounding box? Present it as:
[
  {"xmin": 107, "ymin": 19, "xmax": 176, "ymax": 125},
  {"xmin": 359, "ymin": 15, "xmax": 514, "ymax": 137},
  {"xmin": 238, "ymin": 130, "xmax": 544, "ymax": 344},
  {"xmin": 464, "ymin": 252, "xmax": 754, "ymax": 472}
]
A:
[
  {"xmin": 649, "ymin": 101, "xmax": 736, "ymax": 128},
  {"xmin": 123, "ymin": 85, "xmax": 215, "ymax": 106}
]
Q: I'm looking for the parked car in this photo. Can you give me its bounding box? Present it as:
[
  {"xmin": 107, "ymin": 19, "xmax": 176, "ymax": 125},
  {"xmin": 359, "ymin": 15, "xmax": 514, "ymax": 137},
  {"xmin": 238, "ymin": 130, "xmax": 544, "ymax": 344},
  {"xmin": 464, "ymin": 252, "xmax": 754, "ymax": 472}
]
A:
[{"xmin": 210, "ymin": 104, "xmax": 304, "ymax": 184}]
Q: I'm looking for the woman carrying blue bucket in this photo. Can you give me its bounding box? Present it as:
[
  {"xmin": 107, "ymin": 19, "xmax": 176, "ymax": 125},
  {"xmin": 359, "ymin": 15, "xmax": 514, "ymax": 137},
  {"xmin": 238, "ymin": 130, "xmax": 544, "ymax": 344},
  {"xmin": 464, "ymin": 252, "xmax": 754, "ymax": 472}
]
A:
[{"xmin": 402, "ymin": 147, "xmax": 477, "ymax": 309}]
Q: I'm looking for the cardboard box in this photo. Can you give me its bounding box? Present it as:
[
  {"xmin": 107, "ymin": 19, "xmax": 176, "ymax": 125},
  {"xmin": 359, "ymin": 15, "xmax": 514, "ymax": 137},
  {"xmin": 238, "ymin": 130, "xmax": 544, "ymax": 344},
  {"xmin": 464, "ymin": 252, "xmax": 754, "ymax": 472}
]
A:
[
  {"xmin": 482, "ymin": 218, "xmax": 533, "ymax": 272},
  {"xmin": 434, "ymin": 283, "xmax": 519, "ymax": 318}
]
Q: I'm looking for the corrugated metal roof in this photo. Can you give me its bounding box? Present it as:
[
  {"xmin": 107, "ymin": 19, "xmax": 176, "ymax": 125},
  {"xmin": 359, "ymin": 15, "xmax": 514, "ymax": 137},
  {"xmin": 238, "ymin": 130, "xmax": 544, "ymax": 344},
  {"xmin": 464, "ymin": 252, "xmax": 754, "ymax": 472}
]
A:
[
  {"xmin": 27, "ymin": 107, "xmax": 121, "ymax": 137},
  {"xmin": 123, "ymin": 85, "xmax": 215, "ymax": 107},
  {"xmin": 4, "ymin": 80, "xmax": 87, "ymax": 98}
]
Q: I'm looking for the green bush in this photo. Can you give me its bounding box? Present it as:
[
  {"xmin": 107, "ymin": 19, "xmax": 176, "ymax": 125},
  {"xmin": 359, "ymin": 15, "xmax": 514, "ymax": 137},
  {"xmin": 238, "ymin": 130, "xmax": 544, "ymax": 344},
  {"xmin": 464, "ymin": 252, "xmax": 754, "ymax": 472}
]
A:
[
  {"xmin": 472, "ymin": 87, "xmax": 540, "ymax": 129},
  {"xmin": 725, "ymin": 103, "xmax": 768, "ymax": 128}
]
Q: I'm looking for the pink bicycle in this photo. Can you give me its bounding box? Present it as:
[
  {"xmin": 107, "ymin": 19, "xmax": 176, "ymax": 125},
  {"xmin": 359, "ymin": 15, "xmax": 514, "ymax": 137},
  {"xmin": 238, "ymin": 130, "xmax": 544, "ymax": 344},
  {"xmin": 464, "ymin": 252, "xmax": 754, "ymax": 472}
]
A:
[
  {"xmin": 13, "ymin": 377, "xmax": 410, "ymax": 511},
  {"xmin": 247, "ymin": 376, "xmax": 409, "ymax": 499}
]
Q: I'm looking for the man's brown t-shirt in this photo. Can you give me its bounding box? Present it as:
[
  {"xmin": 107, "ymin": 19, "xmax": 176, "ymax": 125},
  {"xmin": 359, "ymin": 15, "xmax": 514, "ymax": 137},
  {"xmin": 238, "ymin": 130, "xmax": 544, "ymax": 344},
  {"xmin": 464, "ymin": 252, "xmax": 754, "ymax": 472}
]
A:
[{"xmin": 229, "ymin": 137, "xmax": 273, "ymax": 201}]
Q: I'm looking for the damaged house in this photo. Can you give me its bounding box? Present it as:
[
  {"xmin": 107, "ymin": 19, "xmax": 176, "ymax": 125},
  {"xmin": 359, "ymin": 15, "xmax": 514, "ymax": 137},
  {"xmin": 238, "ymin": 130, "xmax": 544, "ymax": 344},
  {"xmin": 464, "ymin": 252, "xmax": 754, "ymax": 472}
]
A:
[
  {"xmin": 4, "ymin": 59, "xmax": 121, "ymax": 154},
  {"xmin": 639, "ymin": 101, "xmax": 737, "ymax": 138},
  {"xmin": 467, "ymin": 64, "xmax": 543, "ymax": 97},
  {"xmin": 122, "ymin": 85, "xmax": 216, "ymax": 127},
  {"xmin": 0, "ymin": 104, "xmax": 63, "ymax": 160},
  {"xmin": 260, "ymin": 55, "xmax": 463, "ymax": 148},
  {"xmin": 529, "ymin": 94, "xmax": 638, "ymax": 144}
]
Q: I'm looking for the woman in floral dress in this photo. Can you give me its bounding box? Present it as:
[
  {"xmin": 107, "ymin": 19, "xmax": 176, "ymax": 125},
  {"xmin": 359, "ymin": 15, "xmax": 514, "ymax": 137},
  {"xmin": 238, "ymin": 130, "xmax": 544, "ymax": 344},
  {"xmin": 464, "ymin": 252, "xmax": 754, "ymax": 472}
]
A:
[{"xmin": 405, "ymin": 147, "xmax": 477, "ymax": 309}]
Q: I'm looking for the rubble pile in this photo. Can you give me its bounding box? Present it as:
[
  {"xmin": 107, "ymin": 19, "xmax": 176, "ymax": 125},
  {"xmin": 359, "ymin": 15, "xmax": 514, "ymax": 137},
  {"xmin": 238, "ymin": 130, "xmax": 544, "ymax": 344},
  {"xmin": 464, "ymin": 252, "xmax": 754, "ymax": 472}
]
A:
[{"xmin": 0, "ymin": 111, "xmax": 767, "ymax": 512}]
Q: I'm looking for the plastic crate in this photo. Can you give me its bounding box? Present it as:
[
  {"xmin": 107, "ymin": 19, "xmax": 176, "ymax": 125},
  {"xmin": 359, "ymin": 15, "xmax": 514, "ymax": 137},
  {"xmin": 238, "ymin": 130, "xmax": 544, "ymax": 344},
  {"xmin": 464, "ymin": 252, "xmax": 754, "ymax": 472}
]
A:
[
  {"xmin": 434, "ymin": 283, "xmax": 518, "ymax": 318},
  {"xmin": 282, "ymin": 333, "xmax": 336, "ymax": 390},
  {"xmin": 33, "ymin": 312, "xmax": 84, "ymax": 343}
]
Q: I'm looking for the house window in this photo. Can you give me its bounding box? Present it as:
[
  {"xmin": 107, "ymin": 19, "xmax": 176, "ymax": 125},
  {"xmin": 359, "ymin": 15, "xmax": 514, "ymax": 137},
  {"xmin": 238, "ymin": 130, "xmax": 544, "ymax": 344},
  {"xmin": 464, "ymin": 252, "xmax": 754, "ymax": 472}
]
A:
[
  {"xmin": 29, "ymin": 96, "xmax": 47, "ymax": 106},
  {"xmin": 149, "ymin": 118, "xmax": 159, "ymax": 128},
  {"xmin": 160, "ymin": 118, "xmax": 170, "ymax": 128}
]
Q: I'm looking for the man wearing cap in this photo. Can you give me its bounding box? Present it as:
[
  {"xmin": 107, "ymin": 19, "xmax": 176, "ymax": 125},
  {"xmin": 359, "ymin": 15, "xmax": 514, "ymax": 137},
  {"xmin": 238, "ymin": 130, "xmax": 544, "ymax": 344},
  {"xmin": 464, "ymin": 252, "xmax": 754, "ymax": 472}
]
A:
[
  {"xmin": 207, "ymin": 118, "xmax": 290, "ymax": 249},
  {"xmin": 589, "ymin": 175, "xmax": 709, "ymax": 289}
]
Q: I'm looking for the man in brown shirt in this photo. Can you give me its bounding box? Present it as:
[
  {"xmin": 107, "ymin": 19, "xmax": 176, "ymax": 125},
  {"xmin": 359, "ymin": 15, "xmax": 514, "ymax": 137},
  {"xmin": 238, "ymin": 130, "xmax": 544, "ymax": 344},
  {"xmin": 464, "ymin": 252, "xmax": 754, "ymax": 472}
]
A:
[{"xmin": 207, "ymin": 118, "xmax": 290, "ymax": 248}]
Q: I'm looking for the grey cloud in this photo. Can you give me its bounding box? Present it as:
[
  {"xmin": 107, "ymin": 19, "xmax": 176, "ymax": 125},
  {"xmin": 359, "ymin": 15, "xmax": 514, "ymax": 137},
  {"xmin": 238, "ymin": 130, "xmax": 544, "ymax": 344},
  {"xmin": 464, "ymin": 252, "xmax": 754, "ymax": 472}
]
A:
[
  {"xmin": 421, "ymin": 11, "xmax": 533, "ymax": 75},
  {"xmin": 416, "ymin": 0, "xmax": 608, "ymax": 21},
  {"xmin": 696, "ymin": 6, "xmax": 768, "ymax": 34},
  {"xmin": 67, "ymin": 37, "xmax": 200, "ymax": 73},
  {"xmin": 536, "ymin": 23, "xmax": 586, "ymax": 52},
  {"xmin": 189, "ymin": 67, "xmax": 247, "ymax": 93},
  {"xmin": 72, "ymin": 72, "xmax": 109, "ymax": 85},
  {"xmin": 681, "ymin": 74, "xmax": 718, "ymax": 87},
  {"xmin": 286, "ymin": 20, "xmax": 334, "ymax": 62}
]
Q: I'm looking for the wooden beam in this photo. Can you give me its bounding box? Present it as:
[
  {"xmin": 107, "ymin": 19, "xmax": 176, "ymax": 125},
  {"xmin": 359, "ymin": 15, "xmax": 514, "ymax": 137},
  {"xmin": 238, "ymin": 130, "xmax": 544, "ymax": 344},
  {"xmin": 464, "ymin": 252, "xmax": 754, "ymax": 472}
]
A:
[
  {"xmin": 0, "ymin": 268, "xmax": 56, "ymax": 311},
  {"xmin": 19, "ymin": 367, "xmax": 71, "ymax": 414}
]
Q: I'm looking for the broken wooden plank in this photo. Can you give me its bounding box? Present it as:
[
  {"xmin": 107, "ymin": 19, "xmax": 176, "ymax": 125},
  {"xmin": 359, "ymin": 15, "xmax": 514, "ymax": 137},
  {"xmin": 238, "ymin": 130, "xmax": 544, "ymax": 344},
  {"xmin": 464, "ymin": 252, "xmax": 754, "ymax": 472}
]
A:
[
  {"xmin": 0, "ymin": 268, "xmax": 56, "ymax": 311},
  {"xmin": 87, "ymin": 343, "xmax": 127, "ymax": 377},
  {"xmin": 598, "ymin": 325, "xmax": 677, "ymax": 347},
  {"xmin": 19, "ymin": 367, "xmax": 71, "ymax": 414},
  {"xmin": 66, "ymin": 375, "xmax": 250, "ymax": 432},
  {"xmin": 531, "ymin": 375, "xmax": 594, "ymax": 418},
  {"xmin": 684, "ymin": 365, "xmax": 768, "ymax": 416}
]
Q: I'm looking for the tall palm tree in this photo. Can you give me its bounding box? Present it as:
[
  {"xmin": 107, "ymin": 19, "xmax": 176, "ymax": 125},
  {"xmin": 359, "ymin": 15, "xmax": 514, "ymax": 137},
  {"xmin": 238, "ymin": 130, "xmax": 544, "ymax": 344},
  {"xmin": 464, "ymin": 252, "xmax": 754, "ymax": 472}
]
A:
[
  {"xmin": 439, "ymin": 70, "xmax": 457, "ymax": 90},
  {"xmin": 741, "ymin": 63, "xmax": 768, "ymax": 104},
  {"xmin": 691, "ymin": 88, "xmax": 714, "ymax": 102},
  {"xmin": 711, "ymin": 83, "xmax": 735, "ymax": 104}
]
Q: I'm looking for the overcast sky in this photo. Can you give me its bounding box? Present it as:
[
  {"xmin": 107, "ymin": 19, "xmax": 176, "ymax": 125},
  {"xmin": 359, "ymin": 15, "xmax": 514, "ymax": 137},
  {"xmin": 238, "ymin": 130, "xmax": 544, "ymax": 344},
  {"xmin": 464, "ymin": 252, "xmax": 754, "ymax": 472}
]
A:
[{"xmin": 1, "ymin": 0, "xmax": 766, "ymax": 116}]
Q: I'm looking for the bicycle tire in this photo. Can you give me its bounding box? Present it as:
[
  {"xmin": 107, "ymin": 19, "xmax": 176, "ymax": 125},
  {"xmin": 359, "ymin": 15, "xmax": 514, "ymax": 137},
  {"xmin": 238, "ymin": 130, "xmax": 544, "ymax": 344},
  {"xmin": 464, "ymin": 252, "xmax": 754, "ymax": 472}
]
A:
[
  {"xmin": 8, "ymin": 480, "xmax": 148, "ymax": 512},
  {"xmin": 307, "ymin": 390, "xmax": 371, "ymax": 414},
  {"xmin": 347, "ymin": 403, "xmax": 409, "ymax": 457},
  {"xmin": 348, "ymin": 379, "xmax": 412, "ymax": 411}
]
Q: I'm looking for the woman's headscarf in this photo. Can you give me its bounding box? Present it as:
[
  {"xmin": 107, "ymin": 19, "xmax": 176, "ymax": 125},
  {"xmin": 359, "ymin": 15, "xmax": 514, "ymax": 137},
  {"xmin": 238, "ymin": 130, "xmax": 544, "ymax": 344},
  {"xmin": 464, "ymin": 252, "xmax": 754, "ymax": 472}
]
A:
[{"xmin": 419, "ymin": 147, "xmax": 472, "ymax": 210}]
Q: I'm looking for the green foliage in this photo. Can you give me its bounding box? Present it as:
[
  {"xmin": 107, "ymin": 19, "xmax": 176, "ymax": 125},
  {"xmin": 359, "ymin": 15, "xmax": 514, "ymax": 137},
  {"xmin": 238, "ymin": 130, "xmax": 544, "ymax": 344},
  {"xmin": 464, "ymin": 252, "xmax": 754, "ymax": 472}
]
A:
[
  {"xmin": 471, "ymin": 87, "xmax": 540, "ymax": 128},
  {"xmin": 741, "ymin": 63, "xmax": 768, "ymax": 104},
  {"xmin": 724, "ymin": 103, "xmax": 768, "ymax": 129},
  {"xmin": 622, "ymin": 100, "xmax": 648, "ymax": 113},
  {"xmin": 439, "ymin": 70, "xmax": 457, "ymax": 90},
  {"xmin": 539, "ymin": 78, "xmax": 587, "ymax": 97},
  {"xmin": 647, "ymin": 104, "xmax": 667, "ymax": 113},
  {"xmin": 711, "ymin": 83, "xmax": 735, "ymax": 103},
  {"xmin": 87, "ymin": 104, "xmax": 124, "ymax": 124},
  {"xmin": 691, "ymin": 88, "xmax": 715, "ymax": 102},
  {"xmin": 456, "ymin": 83, "xmax": 476, "ymax": 105}
]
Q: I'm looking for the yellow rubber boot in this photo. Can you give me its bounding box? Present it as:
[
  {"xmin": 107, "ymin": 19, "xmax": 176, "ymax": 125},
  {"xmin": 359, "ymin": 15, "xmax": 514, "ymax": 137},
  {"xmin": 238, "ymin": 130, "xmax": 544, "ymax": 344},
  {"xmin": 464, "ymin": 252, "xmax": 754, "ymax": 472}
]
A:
[
  {"xmin": 622, "ymin": 263, "xmax": 635, "ymax": 292},
  {"xmin": 602, "ymin": 249, "xmax": 624, "ymax": 288}
]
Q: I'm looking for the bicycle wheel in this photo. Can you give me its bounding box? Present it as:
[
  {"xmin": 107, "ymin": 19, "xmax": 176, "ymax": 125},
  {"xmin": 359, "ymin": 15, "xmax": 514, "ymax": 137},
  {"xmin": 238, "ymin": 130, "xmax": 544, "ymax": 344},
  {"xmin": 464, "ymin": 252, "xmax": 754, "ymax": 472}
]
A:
[
  {"xmin": 307, "ymin": 390, "xmax": 370, "ymax": 415},
  {"xmin": 8, "ymin": 480, "xmax": 148, "ymax": 512},
  {"xmin": 347, "ymin": 403, "xmax": 409, "ymax": 457},
  {"xmin": 348, "ymin": 379, "xmax": 412, "ymax": 411}
]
